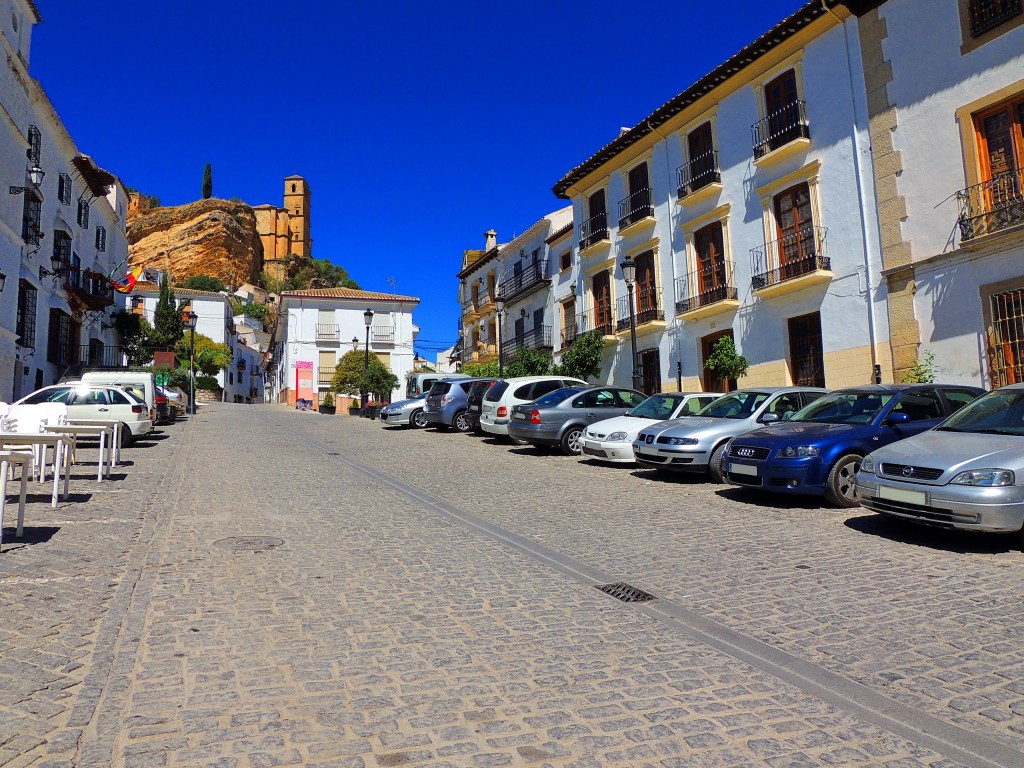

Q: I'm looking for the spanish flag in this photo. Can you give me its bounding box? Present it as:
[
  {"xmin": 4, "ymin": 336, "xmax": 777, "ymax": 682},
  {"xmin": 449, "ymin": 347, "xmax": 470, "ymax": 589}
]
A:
[{"xmin": 113, "ymin": 265, "xmax": 144, "ymax": 294}]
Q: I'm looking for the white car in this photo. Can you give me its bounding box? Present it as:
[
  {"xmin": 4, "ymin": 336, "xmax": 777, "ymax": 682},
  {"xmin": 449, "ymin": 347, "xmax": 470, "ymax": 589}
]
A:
[
  {"xmin": 13, "ymin": 383, "xmax": 154, "ymax": 445},
  {"xmin": 479, "ymin": 376, "xmax": 586, "ymax": 437},
  {"xmin": 580, "ymin": 392, "xmax": 721, "ymax": 463}
]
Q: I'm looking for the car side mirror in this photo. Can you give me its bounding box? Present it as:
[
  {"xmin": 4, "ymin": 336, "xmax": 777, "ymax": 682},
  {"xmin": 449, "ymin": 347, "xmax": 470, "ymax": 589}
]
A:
[
  {"xmin": 886, "ymin": 412, "xmax": 910, "ymax": 425},
  {"xmin": 760, "ymin": 412, "xmax": 780, "ymax": 424}
]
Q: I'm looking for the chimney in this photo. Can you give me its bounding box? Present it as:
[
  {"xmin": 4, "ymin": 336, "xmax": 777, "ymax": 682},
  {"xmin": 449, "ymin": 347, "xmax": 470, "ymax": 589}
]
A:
[{"xmin": 484, "ymin": 229, "xmax": 497, "ymax": 252}]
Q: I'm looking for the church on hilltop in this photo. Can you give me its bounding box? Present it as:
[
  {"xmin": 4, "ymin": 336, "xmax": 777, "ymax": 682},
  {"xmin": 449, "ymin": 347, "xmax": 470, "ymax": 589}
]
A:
[{"xmin": 252, "ymin": 175, "xmax": 311, "ymax": 283}]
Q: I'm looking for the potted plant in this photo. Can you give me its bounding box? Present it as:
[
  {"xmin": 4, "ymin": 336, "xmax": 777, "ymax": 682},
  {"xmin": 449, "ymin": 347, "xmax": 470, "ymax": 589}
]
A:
[
  {"xmin": 703, "ymin": 336, "xmax": 749, "ymax": 391},
  {"xmin": 319, "ymin": 391, "xmax": 336, "ymax": 415}
]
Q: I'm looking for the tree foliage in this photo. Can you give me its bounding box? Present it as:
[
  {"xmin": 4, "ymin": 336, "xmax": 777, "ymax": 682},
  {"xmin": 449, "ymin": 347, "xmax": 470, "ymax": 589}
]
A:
[
  {"xmin": 230, "ymin": 297, "xmax": 271, "ymax": 324},
  {"xmin": 552, "ymin": 330, "xmax": 604, "ymax": 382},
  {"xmin": 460, "ymin": 361, "xmax": 499, "ymax": 378},
  {"xmin": 150, "ymin": 274, "xmax": 184, "ymax": 348},
  {"xmin": 202, "ymin": 163, "xmax": 212, "ymax": 200},
  {"xmin": 331, "ymin": 349, "xmax": 370, "ymax": 395},
  {"xmin": 174, "ymin": 333, "xmax": 231, "ymax": 377},
  {"xmin": 703, "ymin": 335, "xmax": 749, "ymax": 384},
  {"xmin": 362, "ymin": 358, "xmax": 399, "ymax": 402},
  {"xmin": 901, "ymin": 350, "xmax": 937, "ymax": 383},
  {"xmin": 179, "ymin": 274, "xmax": 227, "ymax": 293},
  {"xmin": 112, "ymin": 310, "xmax": 155, "ymax": 366},
  {"xmin": 505, "ymin": 346, "xmax": 553, "ymax": 378}
]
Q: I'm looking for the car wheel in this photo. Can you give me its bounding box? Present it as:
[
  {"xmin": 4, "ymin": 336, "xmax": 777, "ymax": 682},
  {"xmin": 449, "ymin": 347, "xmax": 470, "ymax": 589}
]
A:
[
  {"xmin": 453, "ymin": 410, "xmax": 471, "ymax": 433},
  {"xmin": 708, "ymin": 443, "xmax": 727, "ymax": 483},
  {"xmin": 825, "ymin": 454, "xmax": 862, "ymax": 508},
  {"xmin": 410, "ymin": 409, "xmax": 427, "ymax": 429},
  {"xmin": 120, "ymin": 423, "xmax": 134, "ymax": 447},
  {"xmin": 560, "ymin": 426, "xmax": 584, "ymax": 456}
]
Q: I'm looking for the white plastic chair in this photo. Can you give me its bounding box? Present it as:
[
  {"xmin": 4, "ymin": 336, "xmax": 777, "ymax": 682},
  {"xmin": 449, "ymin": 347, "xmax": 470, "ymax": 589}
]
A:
[{"xmin": 5, "ymin": 405, "xmax": 52, "ymax": 482}]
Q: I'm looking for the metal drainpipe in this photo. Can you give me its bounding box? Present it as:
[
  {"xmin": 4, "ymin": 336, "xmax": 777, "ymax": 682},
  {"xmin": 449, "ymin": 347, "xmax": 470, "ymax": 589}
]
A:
[
  {"xmin": 646, "ymin": 118, "xmax": 686, "ymax": 391},
  {"xmin": 822, "ymin": 0, "xmax": 882, "ymax": 382}
]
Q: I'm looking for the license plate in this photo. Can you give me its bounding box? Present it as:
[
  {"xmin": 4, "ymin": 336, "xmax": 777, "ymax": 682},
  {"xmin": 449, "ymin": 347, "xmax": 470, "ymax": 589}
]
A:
[
  {"xmin": 470, "ymin": 405, "xmax": 479, "ymax": 411},
  {"xmin": 877, "ymin": 485, "xmax": 927, "ymax": 505},
  {"xmin": 513, "ymin": 412, "xmax": 526, "ymax": 420},
  {"xmin": 728, "ymin": 462, "xmax": 758, "ymax": 477}
]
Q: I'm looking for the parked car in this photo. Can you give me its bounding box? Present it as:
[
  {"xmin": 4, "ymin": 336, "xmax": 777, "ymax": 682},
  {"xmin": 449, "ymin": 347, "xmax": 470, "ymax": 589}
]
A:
[
  {"xmin": 12, "ymin": 383, "xmax": 154, "ymax": 445},
  {"xmin": 379, "ymin": 392, "xmax": 429, "ymax": 428},
  {"xmin": 855, "ymin": 384, "xmax": 1024, "ymax": 541},
  {"xmin": 161, "ymin": 386, "xmax": 189, "ymax": 419},
  {"xmin": 508, "ymin": 386, "xmax": 647, "ymax": 455},
  {"xmin": 580, "ymin": 392, "xmax": 721, "ymax": 464},
  {"xmin": 405, "ymin": 371, "xmax": 467, "ymax": 399},
  {"xmin": 480, "ymin": 376, "xmax": 587, "ymax": 438},
  {"xmin": 722, "ymin": 384, "xmax": 984, "ymax": 507},
  {"xmin": 464, "ymin": 378, "xmax": 499, "ymax": 433},
  {"xmin": 81, "ymin": 371, "xmax": 157, "ymax": 427},
  {"xmin": 633, "ymin": 387, "xmax": 828, "ymax": 482},
  {"xmin": 424, "ymin": 377, "xmax": 491, "ymax": 432}
]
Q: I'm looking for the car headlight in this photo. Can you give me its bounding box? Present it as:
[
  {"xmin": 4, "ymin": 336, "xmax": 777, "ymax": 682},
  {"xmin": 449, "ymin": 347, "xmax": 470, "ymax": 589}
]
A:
[
  {"xmin": 859, "ymin": 455, "xmax": 875, "ymax": 474},
  {"xmin": 950, "ymin": 469, "xmax": 1015, "ymax": 487},
  {"xmin": 779, "ymin": 445, "xmax": 819, "ymax": 458},
  {"xmin": 607, "ymin": 431, "xmax": 628, "ymax": 441},
  {"xmin": 666, "ymin": 437, "xmax": 698, "ymax": 446}
]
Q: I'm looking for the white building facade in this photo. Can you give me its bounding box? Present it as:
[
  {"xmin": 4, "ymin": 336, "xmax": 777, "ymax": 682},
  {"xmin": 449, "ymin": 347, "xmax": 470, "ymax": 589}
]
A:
[
  {"xmin": 552, "ymin": 1, "xmax": 891, "ymax": 393},
  {"xmin": 853, "ymin": 0, "xmax": 1024, "ymax": 387},
  {"xmin": 269, "ymin": 288, "xmax": 419, "ymax": 408},
  {"xmin": 1, "ymin": 0, "xmax": 126, "ymax": 401}
]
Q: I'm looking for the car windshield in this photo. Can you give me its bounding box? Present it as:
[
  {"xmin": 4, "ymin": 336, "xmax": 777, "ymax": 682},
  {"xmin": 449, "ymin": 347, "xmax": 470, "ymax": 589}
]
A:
[
  {"xmin": 535, "ymin": 387, "xmax": 584, "ymax": 407},
  {"xmin": 697, "ymin": 391, "xmax": 770, "ymax": 419},
  {"xmin": 790, "ymin": 391, "xmax": 894, "ymax": 424},
  {"xmin": 935, "ymin": 389, "xmax": 1024, "ymax": 435},
  {"xmin": 628, "ymin": 394, "xmax": 683, "ymax": 419},
  {"xmin": 484, "ymin": 381, "xmax": 509, "ymax": 401}
]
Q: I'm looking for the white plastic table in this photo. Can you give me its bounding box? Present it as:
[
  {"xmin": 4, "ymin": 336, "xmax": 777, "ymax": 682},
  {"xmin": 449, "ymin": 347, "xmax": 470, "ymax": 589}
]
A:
[
  {"xmin": 65, "ymin": 419, "xmax": 123, "ymax": 465},
  {"xmin": 0, "ymin": 450, "xmax": 31, "ymax": 553},
  {"xmin": 0, "ymin": 431, "xmax": 73, "ymax": 506},
  {"xmin": 42, "ymin": 424, "xmax": 113, "ymax": 482}
]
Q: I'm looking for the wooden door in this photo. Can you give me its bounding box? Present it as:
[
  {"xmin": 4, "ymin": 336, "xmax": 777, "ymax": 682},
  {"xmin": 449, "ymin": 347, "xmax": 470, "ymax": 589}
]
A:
[
  {"xmin": 592, "ymin": 271, "xmax": 612, "ymax": 335},
  {"xmin": 701, "ymin": 330, "xmax": 735, "ymax": 392},
  {"xmin": 774, "ymin": 183, "xmax": 814, "ymax": 268}
]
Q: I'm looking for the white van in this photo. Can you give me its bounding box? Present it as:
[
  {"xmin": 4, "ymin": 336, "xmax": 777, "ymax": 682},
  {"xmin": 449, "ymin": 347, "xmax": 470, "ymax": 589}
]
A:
[
  {"xmin": 81, "ymin": 371, "xmax": 157, "ymax": 426},
  {"xmin": 406, "ymin": 372, "xmax": 467, "ymax": 399}
]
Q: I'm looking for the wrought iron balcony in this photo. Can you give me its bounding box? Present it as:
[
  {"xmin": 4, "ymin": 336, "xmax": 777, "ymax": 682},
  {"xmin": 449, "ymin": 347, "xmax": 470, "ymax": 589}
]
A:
[
  {"xmin": 579, "ymin": 212, "xmax": 609, "ymax": 251},
  {"xmin": 498, "ymin": 261, "xmax": 550, "ymax": 303},
  {"xmin": 500, "ymin": 325, "xmax": 553, "ymax": 364},
  {"xmin": 561, "ymin": 319, "xmax": 578, "ymax": 347},
  {"xmin": 316, "ymin": 323, "xmax": 340, "ymax": 341},
  {"xmin": 461, "ymin": 296, "xmax": 477, "ymax": 316},
  {"xmin": 615, "ymin": 287, "xmax": 664, "ymax": 331},
  {"xmin": 752, "ymin": 100, "xmax": 810, "ymax": 159},
  {"xmin": 676, "ymin": 151, "xmax": 721, "ymax": 198},
  {"xmin": 750, "ymin": 226, "xmax": 830, "ymax": 290},
  {"xmin": 968, "ymin": 0, "xmax": 1022, "ymax": 35},
  {"xmin": 576, "ymin": 306, "xmax": 615, "ymax": 338},
  {"xmin": 957, "ymin": 168, "xmax": 1024, "ymax": 241},
  {"xmin": 617, "ymin": 187, "xmax": 653, "ymax": 229},
  {"xmin": 237, "ymin": 358, "xmax": 246, "ymax": 371},
  {"xmin": 372, "ymin": 325, "xmax": 395, "ymax": 343},
  {"xmin": 318, "ymin": 366, "xmax": 336, "ymax": 386},
  {"xmin": 674, "ymin": 261, "xmax": 738, "ymax": 314}
]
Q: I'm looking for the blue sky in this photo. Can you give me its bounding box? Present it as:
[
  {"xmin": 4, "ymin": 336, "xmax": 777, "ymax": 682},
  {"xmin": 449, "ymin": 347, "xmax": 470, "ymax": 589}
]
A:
[{"xmin": 31, "ymin": 1, "xmax": 806, "ymax": 360}]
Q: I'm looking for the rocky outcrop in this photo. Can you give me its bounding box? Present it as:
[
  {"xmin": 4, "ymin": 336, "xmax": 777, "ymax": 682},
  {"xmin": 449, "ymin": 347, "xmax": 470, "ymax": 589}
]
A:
[{"xmin": 127, "ymin": 198, "xmax": 263, "ymax": 287}]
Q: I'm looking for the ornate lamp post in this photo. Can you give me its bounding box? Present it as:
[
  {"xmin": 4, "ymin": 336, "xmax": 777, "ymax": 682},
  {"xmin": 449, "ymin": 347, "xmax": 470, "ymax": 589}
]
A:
[
  {"xmin": 362, "ymin": 308, "xmax": 373, "ymax": 412},
  {"xmin": 182, "ymin": 309, "xmax": 198, "ymax": 418},
  {"xmin": 494, "ymin": 297, "xmax": 505, "ymax": 377},
  {"xmin": 619, "ymin": 255, "xmax": 642, "ymax": 391}
]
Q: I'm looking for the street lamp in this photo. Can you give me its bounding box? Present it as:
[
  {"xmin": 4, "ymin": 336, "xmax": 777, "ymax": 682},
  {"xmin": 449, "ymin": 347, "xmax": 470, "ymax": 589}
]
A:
[
  {"xmin": 8, "ymin": 163, "xmax": 45, "ymax": 195},
  {"xmin": 182, "ymin": 309, "xmax": 198, "ymax": 418},
  {"xmin": 494, "ymin": 297, "xmax": 505, "ymax": 377},
  {"xmin": 362, "ymin": 308, "xmax": 373, "ymax": 412},
  {"xmin": 619, "ymin": 255, "xmax": 642, "ymax": 392}
]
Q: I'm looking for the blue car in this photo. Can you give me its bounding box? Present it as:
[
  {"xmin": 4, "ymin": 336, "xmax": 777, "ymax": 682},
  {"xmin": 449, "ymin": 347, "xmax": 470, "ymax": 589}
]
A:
[{"xmin": 721, "ymin": 384, "xmax": 984, "ymax": 507}]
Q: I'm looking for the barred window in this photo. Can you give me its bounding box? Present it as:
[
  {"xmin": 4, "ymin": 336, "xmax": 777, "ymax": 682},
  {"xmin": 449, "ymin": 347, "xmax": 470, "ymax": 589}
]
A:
[
  {"xmin": 77, "ymin": 198, "xmax": 90, "ymax": 229},
  {"xmin": 21, "ymin": 189, "xmax": 41, "ymax": 245},
  {"xmin": 16, "ymin": 280, "xmax": 37, "ymax": 349},
  {"xmin": 47, "ymin": 309, "xmax": 77, "ymax": 366},
  {"xmin": 53, "ymin": 231, "xmax": 72, "ymax": 266},
  {"xmin": 27, "ymin": 125, "xmax": 41, "ymax": 165},
  {"xmin": 95, "ymin": 225, "xmax": 106, "ymax": 252},
  {"xmin": 58, "ymin": 172, "xmax": 72, "ymax": 205},
  {"xmin": 70, "ymin": 253, "xmax": 81, "ymax": 288}
]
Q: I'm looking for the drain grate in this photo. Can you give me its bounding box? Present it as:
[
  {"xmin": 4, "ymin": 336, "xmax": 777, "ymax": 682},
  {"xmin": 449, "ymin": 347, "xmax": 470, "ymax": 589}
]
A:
[
  {"xmin": 214, "ymin": 536, "xmax": 285, "ymax": 552},
  {"xmin": 595, "ymin": 582, "xmax": 655, "ymax": 603}
]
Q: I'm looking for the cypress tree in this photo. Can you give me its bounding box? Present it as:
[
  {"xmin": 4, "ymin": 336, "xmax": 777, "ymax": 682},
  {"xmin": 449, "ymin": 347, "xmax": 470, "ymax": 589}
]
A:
[
  {"xmin": 151, "ymin": 272, "xmax": 184, "ymax": 348},
  {"xmin": 202, "ymin": 163, "xmax": 212, "ymax": 199}
]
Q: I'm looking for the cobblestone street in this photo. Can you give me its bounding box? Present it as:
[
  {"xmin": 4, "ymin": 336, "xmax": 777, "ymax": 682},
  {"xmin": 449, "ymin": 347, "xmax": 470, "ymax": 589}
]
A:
[{"xmin": 2, "ymin": 403, "xmax": 1024, "ymax": 768}]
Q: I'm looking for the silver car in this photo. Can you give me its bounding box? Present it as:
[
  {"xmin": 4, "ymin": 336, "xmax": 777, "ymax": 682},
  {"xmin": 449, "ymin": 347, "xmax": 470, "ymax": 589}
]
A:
[
  {"xmin": 856, "ymin": 384, "xmax": 1024, "ymax": 542},
  {"xmin": 632, "ymin": 387, "xmax": 828, "ymax": 482},
  {"xmin": 379, "ymin": 392, "xmax": 429, "ymax": 428}
]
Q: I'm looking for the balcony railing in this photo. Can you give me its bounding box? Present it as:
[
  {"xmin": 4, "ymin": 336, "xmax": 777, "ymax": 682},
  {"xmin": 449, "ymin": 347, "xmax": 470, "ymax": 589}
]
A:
[
  {"xmin": 957, "ymin": 168, "xmax": 1024, "ymax": 241},
  {"xmin": 318, "ymin": 366, "xmax": 336, "ymax": 386},
  {"xmin": 577, "ymin": 306, "xmax": 615, "ymax": 338},
  {"xmin": 561, "ymin": 320, "xmax": 578, "ymax": 347},
  {"xmin": 500, "ymin": 325, "xmax": 552, "ymax": 364},
  {"xmin": 615, "ymin": 287, "xmax": 664, "ymax": 331},
  {"xmin": 579, "ymin": 212, "xmax": 609, "ymax": 250},
  {"xmin": 316, "ymin": 323, "xmax": 339, "ymax": 341},
  {"xmin": 752, "ymin": 100, "xmax": 810, "ymax": 159},
  {"xmin": 462, "ymin": 343, "xmax": 498, "ymax": 363},
  {"xmin": 372, "ymin": 325, "xmax": 395, "ymax": 343},
  {"xmin": 969, "ymin": 0, "xmax": 1022, "ymax": 35},
  {"xmin": 676, "ymin": 151, "xmax": 721, "ymax": 198},
  {"xmin": 675, "ymin": 261, "xmax": 738, "ymax": 314},
  {"xmin": 617, "ymin": 187, "xmax": 653, "ymax": 229},
  {"xmin": 750, "ymin": 226, "xmax": 830, "ymax": 290},
  {"xmin": 498, "ymin": 261, "xmax": 549, "ymax": 302}
]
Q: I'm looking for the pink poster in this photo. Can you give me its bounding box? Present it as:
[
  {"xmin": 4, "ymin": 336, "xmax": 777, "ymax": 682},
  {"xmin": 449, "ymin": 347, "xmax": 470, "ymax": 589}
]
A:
[{"xmin": 295, "ymin": 360, "xmax": 314, "ymax": 408}]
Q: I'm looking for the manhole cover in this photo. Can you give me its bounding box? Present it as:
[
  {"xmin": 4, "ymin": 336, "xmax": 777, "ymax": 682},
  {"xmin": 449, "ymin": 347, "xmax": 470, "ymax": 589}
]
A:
[
  {"xmin": 214, "ymin": 536, "xmax": 284, "ymax": 552},
  {"xmin": 595, "ymin": 582, "xmax": 655, "ymax": 603}
]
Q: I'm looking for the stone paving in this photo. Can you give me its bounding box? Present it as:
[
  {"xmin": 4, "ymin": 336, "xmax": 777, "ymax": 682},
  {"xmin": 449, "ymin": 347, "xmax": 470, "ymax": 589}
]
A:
[{"xmin": 1, "ymin": 404, "xmax": 1022, "ymax": 767}]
